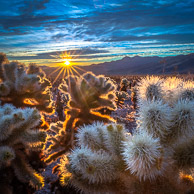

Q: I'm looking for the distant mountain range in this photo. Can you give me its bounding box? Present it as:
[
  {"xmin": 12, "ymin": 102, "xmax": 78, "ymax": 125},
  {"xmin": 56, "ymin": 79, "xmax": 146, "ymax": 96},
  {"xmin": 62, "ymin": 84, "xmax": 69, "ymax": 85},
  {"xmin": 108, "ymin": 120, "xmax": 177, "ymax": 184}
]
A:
[{"xmin": 42, "ymin": 53, "xmax": 194, "ymax": 77}]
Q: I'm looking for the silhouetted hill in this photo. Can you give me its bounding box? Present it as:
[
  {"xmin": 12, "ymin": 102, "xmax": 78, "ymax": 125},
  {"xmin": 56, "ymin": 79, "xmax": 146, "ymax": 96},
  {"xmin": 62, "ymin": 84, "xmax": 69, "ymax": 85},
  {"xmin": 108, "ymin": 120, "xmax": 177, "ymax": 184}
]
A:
[{"xmin": 42, "ymin": 54, "xmax": 194, "ymax": 77}]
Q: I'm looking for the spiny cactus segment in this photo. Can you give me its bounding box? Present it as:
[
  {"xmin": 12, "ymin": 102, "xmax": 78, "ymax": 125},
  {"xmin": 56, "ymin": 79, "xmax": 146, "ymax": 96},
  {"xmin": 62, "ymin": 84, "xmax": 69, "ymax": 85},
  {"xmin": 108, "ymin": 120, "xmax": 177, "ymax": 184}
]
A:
[
  {"xmin": 0, "ymin": 104, "xmax": 47, "ymax": 189},
  {"xmin": 0, "ymin": 53, "xmax": 53, "ymax": 113},
  {"xmin": 45, "ymin": 72, "xmax": 117, "ymax": 164},
  {"xmin": 120, "ymin": 78, "xmax": 130, "ymax": 92},
  {"xmin": 115, "ymin": 91, "xmax": 129, "ymax": 108}
]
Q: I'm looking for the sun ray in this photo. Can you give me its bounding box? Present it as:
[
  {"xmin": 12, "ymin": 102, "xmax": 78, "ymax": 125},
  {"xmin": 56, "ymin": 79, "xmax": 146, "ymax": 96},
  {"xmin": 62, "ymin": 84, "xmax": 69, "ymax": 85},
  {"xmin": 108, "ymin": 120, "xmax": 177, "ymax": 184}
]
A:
[
  {"xmin": 48, "ymin": 66, "xmax": 62, "ymax": 77},
  {"xmin": 66, "ymin": 68, "xmax": 72, "ymax": 94},
  {"xmin": 71, "ymin": 66, "xmax": 82, "ymax": 77},
  {"xmin": 53, "ymin": 67, "xmax": 65, "ymax": 84},
  {"xmin": 74, "ymin": 65, "xmax": 87, "ymax": 73},
  {"xmin": 62, "ymin": 67, "xmax": 67, "ymax": 79},
  {"xmin": 69, "ymin": 67, "xmax": 74, "ymax": 76}
]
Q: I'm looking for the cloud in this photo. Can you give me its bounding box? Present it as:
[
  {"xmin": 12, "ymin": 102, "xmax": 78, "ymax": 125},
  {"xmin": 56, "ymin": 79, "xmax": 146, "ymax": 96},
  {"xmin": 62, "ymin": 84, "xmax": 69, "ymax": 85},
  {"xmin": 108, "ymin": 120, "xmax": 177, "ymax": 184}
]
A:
[
  {"xmin": 19, "ymin": 0, "xmax": 50, "ymax": 15},
  {"xmin": 7, "ymin": 48, "xmax": 110, "ymax": 60},
  {"xmin": 0, "ymin": 15, "xmax": 57, "ymax": 31},
  {"xmin": 102, "ymin": 33, "xmax": 194, "ymax": 43},
  {"xmin": 0, "ymin": 0, "xmax": 194, "ymax": 65}
]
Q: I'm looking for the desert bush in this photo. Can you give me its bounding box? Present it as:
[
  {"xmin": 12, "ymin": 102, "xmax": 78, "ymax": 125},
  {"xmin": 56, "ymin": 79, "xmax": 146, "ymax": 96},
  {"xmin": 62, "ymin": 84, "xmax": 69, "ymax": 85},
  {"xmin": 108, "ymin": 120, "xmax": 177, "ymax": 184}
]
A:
[
  {"xmin": 0, "ymin": 104, "xmax": 47, "ymax": 189},
  {"xmin": 57, "ymin": 76, "xmax": 194, "ymax": 194},
  {"xmin": 45, "ymin": 72, "xmax": 117, "ymax": 163},
  {"xmin": 0, "ymin": 53, "xmax": 53, "ymax": 113}
]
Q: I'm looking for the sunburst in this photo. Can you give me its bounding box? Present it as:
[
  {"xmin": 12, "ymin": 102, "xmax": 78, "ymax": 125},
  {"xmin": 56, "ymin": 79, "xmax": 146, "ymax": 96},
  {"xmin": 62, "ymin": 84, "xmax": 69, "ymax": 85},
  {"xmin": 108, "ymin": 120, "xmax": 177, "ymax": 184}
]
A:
[
  {"xmin": 64, "ymin": 59, "xmax": 70, "ymax": 66},
  {"xmin": 48, "ymin": 51, "xmax": 86, "ymax": 83}
]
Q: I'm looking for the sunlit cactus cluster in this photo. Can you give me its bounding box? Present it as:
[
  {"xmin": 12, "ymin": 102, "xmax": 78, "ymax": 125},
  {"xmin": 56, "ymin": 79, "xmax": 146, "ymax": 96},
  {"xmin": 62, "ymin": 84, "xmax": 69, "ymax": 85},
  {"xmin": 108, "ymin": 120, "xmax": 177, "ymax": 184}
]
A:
[
  {"xmin": 45, "ymin": 72, "xmax": 117, "ymax": 163},
  {"xmin": 137, "ymin": 75, "xmax": 194, "ymax": 103},
  {"xmin": 58, "ymin": 122, "xmax": 129, "ymax": 193},
  {"xmin": 0, "ymin": 103, "xmax": 47, "ymax": 189},
  {"xmin": 60, "ymin": 72, "xmax": 117, "ymax": 124},
  {"xmin": 59, "ymin": 76, "xmax": 194, "ymax": 193},
  {"xmin": 0, "ymin": 53, "xmax": 53, "ymax": 113},
  {"xmin": 136, "ymin": 76, "xmax": 194, "ymax": 191},
  {"xmin": 137, "ymin": 76, "xmax": 194, "ymax": 144},
  {"xmin": 120, "ymin": 78, "xmax": 130, "ymax": 92}
]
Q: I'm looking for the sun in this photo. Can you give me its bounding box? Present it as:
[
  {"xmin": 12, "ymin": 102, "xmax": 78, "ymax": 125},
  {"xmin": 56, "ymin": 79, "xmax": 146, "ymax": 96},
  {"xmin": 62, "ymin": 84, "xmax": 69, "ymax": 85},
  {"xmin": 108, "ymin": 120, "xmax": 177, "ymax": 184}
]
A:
[
  {"xmin": 64, "ymin": 59, "xmax": 70, "ymax": 66},
  {"xmin": 49, "ymin": 51, "xmax": 86, "ymax": 84}
]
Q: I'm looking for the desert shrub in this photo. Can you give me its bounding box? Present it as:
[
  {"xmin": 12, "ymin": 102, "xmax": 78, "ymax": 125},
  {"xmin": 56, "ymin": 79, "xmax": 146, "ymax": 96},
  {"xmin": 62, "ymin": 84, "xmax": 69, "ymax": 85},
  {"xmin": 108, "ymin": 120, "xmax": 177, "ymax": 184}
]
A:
[
  {"xmin": 58, "ymin": 76, "xmax": 194, "ymax": 194},
  {"xmin": 0, "ymin": 104, "xmax": 47, "ymax": 189},
  {"xmin": 0, "ymin": 53, "xmax": 53, "ymax": 113},
  {"xmin": 45, "ymin": 72, "xmax": 117, "ymax": 163}
]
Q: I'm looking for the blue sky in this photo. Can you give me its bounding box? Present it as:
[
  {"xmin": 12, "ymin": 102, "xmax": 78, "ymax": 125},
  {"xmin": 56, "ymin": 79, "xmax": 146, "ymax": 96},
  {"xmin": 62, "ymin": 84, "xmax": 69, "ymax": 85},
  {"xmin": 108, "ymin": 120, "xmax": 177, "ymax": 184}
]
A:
[{"xmin": 0, "ymin": 0, "xmax": 194, "ymax": 66}]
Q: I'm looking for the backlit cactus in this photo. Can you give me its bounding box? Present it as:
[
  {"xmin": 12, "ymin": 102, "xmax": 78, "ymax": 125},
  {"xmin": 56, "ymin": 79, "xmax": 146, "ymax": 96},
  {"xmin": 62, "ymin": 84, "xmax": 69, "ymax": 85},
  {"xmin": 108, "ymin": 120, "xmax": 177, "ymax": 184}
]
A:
[
  {"xmin": 0, "ymin": 53, "xmax": 53, "ymax": 113},
  {"xmin": 45, "ymin": 72, "xmax": 117, "ymax": 163},
  {"xmin": 59, "ymin": 123, "xmax": 128, "ymax": 193},
  {"xmin": 137, "ymin": 76, "xmax": 194, "ymax": 144},
  {"xmin": 58, "ymin": 76, "xmax": 194, "ymax": 194},
  {"xmin": 122, "ymin": 131, "xmax": 164, "ymax": 181},
  {"xmin": 115, "ymin": 91, "xmax": 129, "ymax": 108},
  {"xmin": 138, "ymin": 99, "xmax": 171, "ymax": 141},
  {"xmin": 120, "ymin": 78, "xmax": 129, "ymax": 92},
  {"xmin": 137, "ymin": 75, "xmax": 164, "ymax": 102},
  {"xmin": 0, "ymin": 104, "xmax": 47, "ymax": 189}
]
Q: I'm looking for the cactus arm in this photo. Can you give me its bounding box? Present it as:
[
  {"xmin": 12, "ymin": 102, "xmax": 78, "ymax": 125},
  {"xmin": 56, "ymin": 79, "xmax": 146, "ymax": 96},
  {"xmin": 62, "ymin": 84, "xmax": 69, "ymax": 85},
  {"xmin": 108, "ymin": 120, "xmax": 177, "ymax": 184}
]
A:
[{"xmin": 12, "ymin": 152, "xmax": 44, "ymax": 189}]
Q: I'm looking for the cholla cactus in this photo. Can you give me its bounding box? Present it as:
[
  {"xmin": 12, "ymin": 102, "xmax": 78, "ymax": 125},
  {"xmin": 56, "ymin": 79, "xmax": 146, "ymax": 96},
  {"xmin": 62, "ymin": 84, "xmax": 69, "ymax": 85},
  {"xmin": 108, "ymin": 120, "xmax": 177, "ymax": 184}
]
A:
[
  {"xmin": 57, "ymin": 122, "xmax": 184, "ymax": 194},
  {"xmin": 131, "ymin": 86, "xmax": 138, "ymax": 109},
  {"xmin": 45, "ymin": 72, "xmax": 117, "ymax": 163},
  {"xmin": 59, "ymin": 76, "xmax": 194, "ymax": 194},
  {"xmin": 0, "ymin": 52, "xmax": 9, "ymax": 80},
  {"xmin": 115, "ymin": 91, "xmax": 129, "ymax": 108},
  {"xmin": 120, "ymin": 78, "xmax": 129, "ymax": 92},
  {"xmin": 59, "ymin": 123, "xmax": 193, "ymax": 193},
  {"xmin": 0, "ymin": 53, "xmax": 53, "ymax": 113},
  {"xmin": 161, "ymin": 77, "xmax": 182, "ymax": 103},
  {"xmin": 0, "ymin": 104, "xmax": 47, "ymax": 189},
  {"xmin": 137, "ymin": 76, "xmax": 194, "ymax": 140},
  {"xmin": 60, "ymin": 72, "xmax": 116, "ymax": 126},
  {"xmin": 59, "ymin": 123, "xmax": 128, "ymax": 193},
  {"xmin": 178, "ymin": 80, "xmax": 194, "ymax": 101},
  {"xmin": 172, "ymin": 136, "xmax": 194, "ymax": 170},
  {"xmin": 137, "ymin": 100, "xmax": 171, "ymax": 141},
  {"xmin": 162, "ymin": 77, "xmax": 194, "ymax": 104},
  {"xmin": 137, "ymin": 76, "xmax": 164, "ymax": 102},
  {"xmin": 166, "ymin": 100, "xmax": 194, "ymax": 144},
  {"xmin": 122, "ymin": 131, "xmax": 165, "ymax": 181},
  {"xmin": 55, "ymin": 91, "xmax": 68, "ymax": 121}
]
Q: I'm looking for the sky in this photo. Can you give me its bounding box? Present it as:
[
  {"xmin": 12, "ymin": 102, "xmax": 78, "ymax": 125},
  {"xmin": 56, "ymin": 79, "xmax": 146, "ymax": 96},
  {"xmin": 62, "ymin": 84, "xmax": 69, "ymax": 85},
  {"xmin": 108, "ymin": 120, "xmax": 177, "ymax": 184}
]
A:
[{"xmin": 0, "ymin": 0, "xmax": 194, "ymax": 66}]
